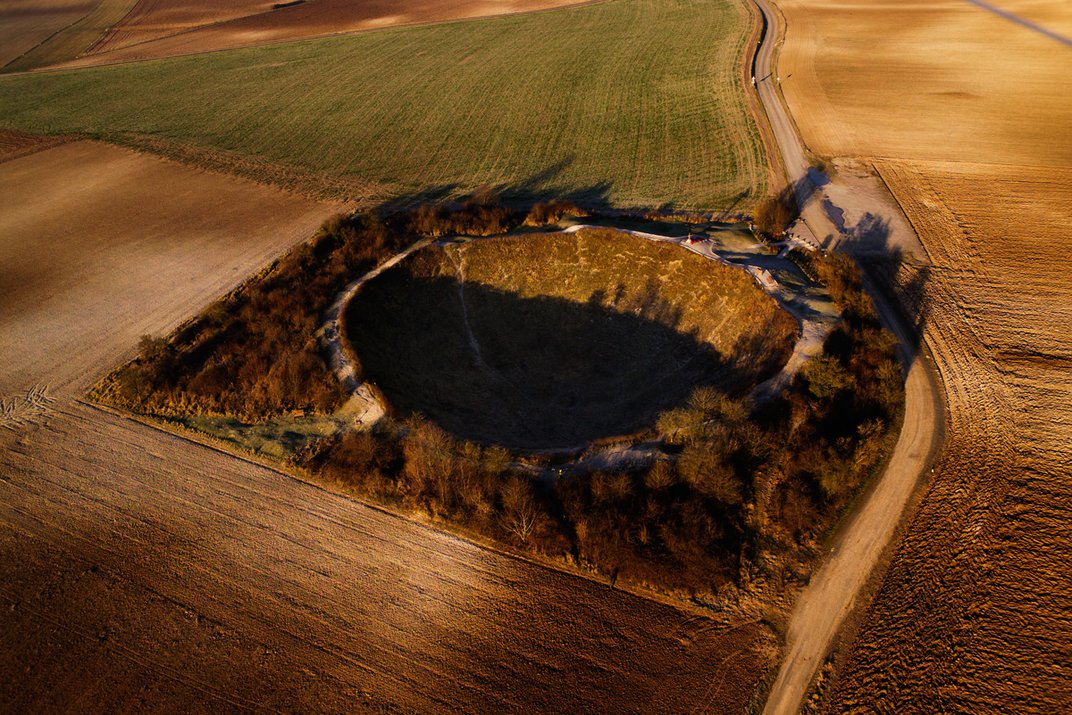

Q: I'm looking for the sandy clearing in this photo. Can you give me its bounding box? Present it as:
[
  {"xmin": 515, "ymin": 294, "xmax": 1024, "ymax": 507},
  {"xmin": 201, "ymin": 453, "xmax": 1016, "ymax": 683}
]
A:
[
  {"xmin": 0, "ymin": 140, "xmax": 337, "ymax": 398},
  {"xmin": 65, "ymin": 0, "xmax": 589, "ymax": 67},
  {"xmin": 0, "ymin": 0, "xmax": 96, "ymax": 68}
]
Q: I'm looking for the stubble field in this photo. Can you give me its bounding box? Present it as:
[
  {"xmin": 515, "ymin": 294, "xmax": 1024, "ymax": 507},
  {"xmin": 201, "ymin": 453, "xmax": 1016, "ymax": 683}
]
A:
[
  {"xmin": 775, "ymin": 0, "xmax": 1072, "ymax": 710},
  {"xmin": 0, "ymin": 0, "xmax": 766, "ymax": 209},
  {"xmin": 776, "ymin": 0, "xmax": 1072, "ymax": 168},
  {"xmin": 0, "ymin": 139, "xmax": 336, "ymax": 397}
]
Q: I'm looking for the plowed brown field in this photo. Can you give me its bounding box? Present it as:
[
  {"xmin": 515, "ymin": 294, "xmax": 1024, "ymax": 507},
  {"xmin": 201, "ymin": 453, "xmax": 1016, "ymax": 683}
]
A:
[
  {"xmin": 68, "ymin": 0, "xmax": 588, "ymax": 67},
  {"xmin": 0, "ymin": 402, "xmax": 776, "ymax": 713},
  {"xmin": 0, "ymin": 140, "xmax": 336, "ymax": 397},
  {"xmin": 0, "ymin": 140, "xmax": 777, "ymax": 710},
  {"xmin": 0, "ymin": 0, "xmax": 95, "ymax": 67},
  {"xmin": 776, "ymin": 0, "xmax": 1072, "ymax": 168},
  {"xmin": 774, "ymin": 1, "xmax": 1072, "ymax": 711},
  {"xmin": 824, "ymin": 161, "xmax": 1072, "ymax": 713}
]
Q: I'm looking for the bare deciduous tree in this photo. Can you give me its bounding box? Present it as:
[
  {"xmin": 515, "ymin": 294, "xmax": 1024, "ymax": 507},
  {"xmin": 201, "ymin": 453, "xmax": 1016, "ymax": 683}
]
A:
[{"xmin": 501, "ymin": 477, "xmax": 539, "ymax": 543}]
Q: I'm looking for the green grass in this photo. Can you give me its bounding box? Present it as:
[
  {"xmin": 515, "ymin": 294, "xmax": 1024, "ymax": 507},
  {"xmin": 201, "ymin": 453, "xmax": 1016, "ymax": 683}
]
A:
[
  {"xmin": 0, "ymin": 0, "xmax": 765, "ymax": 209},
  {"xmin": 178, "ymin": 412, "xmax": 352, "ymax": 461},
  {"xmin": 4, "ymin": 0, "xmax": 140, "ymax": 72}
]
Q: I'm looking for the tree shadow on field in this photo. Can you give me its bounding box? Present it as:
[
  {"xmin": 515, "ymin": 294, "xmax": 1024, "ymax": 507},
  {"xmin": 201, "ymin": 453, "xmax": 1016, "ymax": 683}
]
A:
[
  {"xmin": 344, "ymin": 274, "xmax": 780, "ymax": 450},
  {"xmin": 375, "ymin": 156, "xmax": 619, "ymax": 216},
  {"xmin": 788, "ymin": 166, "xmax": 830, "ymax": 219},
  {"xmin": 491, "ymin": 155, "xmax": 616, "ymax": 214},
  {"xmin": 845, "ymin": 221, "xmax": 932, "ymax": 377},
  {"xmin": 375, "ymin": 182, "xmax": 463, "ymax": 215},
  {"xmin": 715, "ymin": 189, "xmax": 752, "ymax": 222}
]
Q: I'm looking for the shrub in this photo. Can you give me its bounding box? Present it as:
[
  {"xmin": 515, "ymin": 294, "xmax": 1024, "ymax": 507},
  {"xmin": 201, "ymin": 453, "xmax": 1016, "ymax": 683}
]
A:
[
  {"xmin": 754, "ymin": 187, "xmax": 799, "ymax": 237},
  {"xmin": 405, "ymin": 189, "xmax": 516, "ymax": 237},
  {"xmin": 803, "ymin": 355, "xmax": 854, "ymax": 401},
  {"xmin": 522, "ymin": 200, "xmax": 587, "ymax": 226}
]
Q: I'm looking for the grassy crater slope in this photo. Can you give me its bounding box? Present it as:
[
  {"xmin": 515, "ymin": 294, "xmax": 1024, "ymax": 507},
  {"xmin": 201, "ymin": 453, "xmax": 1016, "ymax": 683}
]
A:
[
  {"xmin": 346, "ymin": 229, "xmax": 796, "ymax": 449},
  {"xmin": 0, "ymin": 0, "xmax": 765, "ymax": 209}
]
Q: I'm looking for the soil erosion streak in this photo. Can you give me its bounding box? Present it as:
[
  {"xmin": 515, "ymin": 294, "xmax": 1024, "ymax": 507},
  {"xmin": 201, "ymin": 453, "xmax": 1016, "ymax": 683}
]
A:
[{"xmin": 749, "ymin": 2, "xmax": 946, "ymax": 713}]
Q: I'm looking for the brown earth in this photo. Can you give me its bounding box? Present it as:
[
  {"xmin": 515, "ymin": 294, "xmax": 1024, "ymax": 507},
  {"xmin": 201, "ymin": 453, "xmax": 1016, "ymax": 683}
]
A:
[
  {"xmin": 821, "ymin": 161, "xmax": 1072, "ymax": 713},
  {"xmin": 89, "ymin": 0, "xmax": 282, "ymax": 52},
  {"xmin": 776, "ymin": 0, "xmax": 1072, "ymax": 168},
  {"xmin": 0, "ymin": 128, "xmax": 75, "ymax": 162},
  {"xmin": 63, "ymin": 0, "xmax": 589, "ymax": 67},
  {"xmin": 0, "ymin": 0, "xmax": 95, "ymax": 67},
  {"xmin": 772, "ymin": 1, "xmax": 1072, "ymax": 711},
  {"xmin": 0, "ymin": 402, "xmax": 776, "ymax": 713},
  {"xmin": 0, "ymin": 140, "xmax": 337, "ymax": 397},
  {"xmin": 0, "ymin": 140, "xmax": 777, "ymax": 711}
]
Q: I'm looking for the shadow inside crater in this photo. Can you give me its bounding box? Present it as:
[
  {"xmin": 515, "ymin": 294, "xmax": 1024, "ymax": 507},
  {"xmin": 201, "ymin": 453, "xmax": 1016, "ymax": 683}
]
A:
[{"xmin": 345, "ymin": 273, "xmax": 789, "ymax": 450}]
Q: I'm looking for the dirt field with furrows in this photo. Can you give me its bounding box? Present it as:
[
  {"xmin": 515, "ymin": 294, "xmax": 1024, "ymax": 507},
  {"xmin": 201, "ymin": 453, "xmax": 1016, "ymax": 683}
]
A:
[
  {"xmin": 773, "ymin": 1, "xmax": 1072, "ymax": 711},
  {"xmin": 0, "ymin": 0, "xmax": 96, "ymax": 67},
  {"xmin": 0, "ymin": 139, "xmax": 777, "ymax": 711},
  {"xmin": 69, "ymin": 0, "xmax": 589, "ymax": 67},
  {"xmin": 0, "ymin": 140, "xmax": 336, "ymax": 398},
  {"xmin": 775, "ymin": 0, "xmax": 1072, "ymax": 168},
  {"xmin": 821, "ymin": 161, "xmax": 1072, "ymax": 713},
  {"xmin": 0, "ymin": 402, "xmax": 776, "ymax": 713}
]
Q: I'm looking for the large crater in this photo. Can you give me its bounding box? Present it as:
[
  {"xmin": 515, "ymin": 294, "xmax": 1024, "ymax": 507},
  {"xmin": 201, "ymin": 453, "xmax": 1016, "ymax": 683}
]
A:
[{"xmin": 343, "ymin": 229, "xmax": 797, "ymax": 450}]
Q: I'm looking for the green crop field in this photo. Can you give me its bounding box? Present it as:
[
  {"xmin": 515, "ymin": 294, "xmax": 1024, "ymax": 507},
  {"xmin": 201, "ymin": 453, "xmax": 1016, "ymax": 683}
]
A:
[{"xmin": 0, "ymin": 0, "xmax": 765, "ymax": 209}]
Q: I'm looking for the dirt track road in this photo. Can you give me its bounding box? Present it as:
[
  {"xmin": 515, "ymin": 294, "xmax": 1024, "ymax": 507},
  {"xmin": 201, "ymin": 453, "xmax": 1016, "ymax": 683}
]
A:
[
  {"xmin": 751, "ymin": 2, "xmax": 945, "ymax": 713},
  {"xmin": 0, "ymin": 140, "xmax": 774, "ymax": 711}
]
